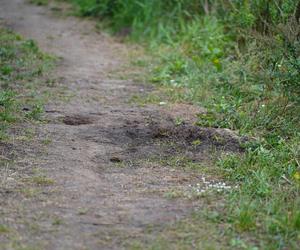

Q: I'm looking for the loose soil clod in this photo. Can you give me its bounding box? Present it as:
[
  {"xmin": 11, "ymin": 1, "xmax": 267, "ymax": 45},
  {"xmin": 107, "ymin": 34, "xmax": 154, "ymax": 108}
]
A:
[{"xmin": 62, "ymin": 114, "xmax": 95, "ymax": 126}]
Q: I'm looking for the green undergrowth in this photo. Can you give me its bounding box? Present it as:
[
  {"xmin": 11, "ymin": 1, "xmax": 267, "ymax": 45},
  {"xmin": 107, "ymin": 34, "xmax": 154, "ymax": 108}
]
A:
[
  {"xmin": 58, "ymin": 0, "xmax": 300, "ymax": 248},
  {"xmin": 0, "ymin": 27, "xmax": 55, "ymax": 140}
]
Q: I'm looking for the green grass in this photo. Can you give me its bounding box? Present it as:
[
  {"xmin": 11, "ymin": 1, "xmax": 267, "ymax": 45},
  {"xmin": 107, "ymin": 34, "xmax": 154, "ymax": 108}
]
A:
[
  {"xmin": 146, "ymin": 19, "xmax": 300, "ymax": 247},
  {"xmin": 0, "ymin": 27, "xmax": 55, "ymax": 140},
  {"xmin": 30, "ymin": 175, "xmax": 55, "ymax": 186},
  {"xmin": 0, "ymin": 224, "xmax": 10, "ymax": 234},
  {"xmin": 148, "ymin": 37, "xmax": 300, "ymax": 249}
]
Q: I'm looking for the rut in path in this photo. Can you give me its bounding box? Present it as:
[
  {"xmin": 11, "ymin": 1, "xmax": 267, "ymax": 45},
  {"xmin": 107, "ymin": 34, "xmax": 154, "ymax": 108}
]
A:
[{"xmin": 0, "ymin": 0, "xmax": 242, "ymax": 249}]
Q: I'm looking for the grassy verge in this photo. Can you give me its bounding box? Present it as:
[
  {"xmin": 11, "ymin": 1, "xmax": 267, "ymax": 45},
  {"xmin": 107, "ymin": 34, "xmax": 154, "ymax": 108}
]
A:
[
  {"xmin": 0, "ymin": 25, "xmax": 58, "ymax": 249},
  {"xmin": 46, "ymin": 0, "xmax": 300, "ymax": 248},
  {"xmin": 145, "ymin": 17, "xmax": 300, "ymax": 248},
  {"xmin": 0, "ymin": 26, "xmax": 55, "ymax": 140}
]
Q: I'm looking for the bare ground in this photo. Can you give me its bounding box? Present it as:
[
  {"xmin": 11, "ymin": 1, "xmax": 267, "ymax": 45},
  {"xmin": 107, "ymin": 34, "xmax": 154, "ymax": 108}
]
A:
[{"xmin": 0, "ymin": 1, "xmax": 243, "ymax": 249}]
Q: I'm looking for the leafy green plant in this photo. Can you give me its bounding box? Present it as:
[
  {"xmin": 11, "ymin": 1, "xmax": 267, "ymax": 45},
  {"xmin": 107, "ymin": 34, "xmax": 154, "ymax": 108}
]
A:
[
  {"xmin": 25, "ymin": 104, "xmax": 44, "ymax": 120},
  {"xmin": 0, "ymin": 90, "xmax": 16, "ymax": 122}
]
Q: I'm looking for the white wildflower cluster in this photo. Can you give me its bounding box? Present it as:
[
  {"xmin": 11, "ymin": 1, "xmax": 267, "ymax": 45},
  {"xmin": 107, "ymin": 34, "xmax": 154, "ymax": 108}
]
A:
[
  {"xmin": 159, "ymin": 101, "xmax": 167, "ymax": 106},
  {"xmin": 169, "ymin": 79, "xmax": 180, "ymax": 86},
  {"xmin": 188, "ymin": 176, "xmax": 238, "ymax": 195}
]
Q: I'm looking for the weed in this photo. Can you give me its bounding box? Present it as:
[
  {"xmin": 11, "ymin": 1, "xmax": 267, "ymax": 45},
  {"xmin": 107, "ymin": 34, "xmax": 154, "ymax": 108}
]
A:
[
  {"xmin": 25, "ymin": 104, "xmax": 44, "ymax": 120},
  {"xmin": 52, "ymin": 217, "xmax": 63, "ymax": 226},
  {"xmin": 163, "ymin": 189, "xmax": 184, "ymax": 199},
  {"xmin": 174, "ymin": 117, "xmax": 184, "ymax": 126},
  {"xmin": 77, "ymin": 208, "xmax": 89, "ymax": 215},
  {"xmin": 20, "ymin": 188, "xmax": 40, "ymax": 198},
  {"xmin": 0, "ymin": 224, "xmax": 10, "ymax": 234},
  {"xmin": 41, "ymin": 138, "xmax": 52, "ymax": 145},
  {"xmin": 30, "ymin": 176, "xmax": 54, "ymax": 186},
  {"xmin": 192, "ymin": 139, "xmax": 202, "ymax": 147}
]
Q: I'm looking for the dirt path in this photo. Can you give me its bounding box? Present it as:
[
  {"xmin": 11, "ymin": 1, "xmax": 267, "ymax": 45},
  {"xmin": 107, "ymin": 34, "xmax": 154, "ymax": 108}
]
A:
[{"xmin": 0, "ymin": 1, "xmax": 242, "ymax": 249}]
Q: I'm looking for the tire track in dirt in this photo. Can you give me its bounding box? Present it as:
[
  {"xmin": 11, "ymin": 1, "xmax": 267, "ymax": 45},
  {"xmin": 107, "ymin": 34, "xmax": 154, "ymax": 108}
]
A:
[{"xmin": 0, "ymin": 1, "xmax": 243, "ymax": 249}]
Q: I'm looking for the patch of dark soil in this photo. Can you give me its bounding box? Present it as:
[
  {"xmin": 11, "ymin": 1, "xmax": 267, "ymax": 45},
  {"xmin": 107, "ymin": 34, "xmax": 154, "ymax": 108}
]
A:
[
  {"xmin": 0, "ymin": 142, "xmax": 15, "ymax": 161},
  {"xmin": 103, "ymin": 118, "xmax": 241, "ymax": 150},
  {"xmin": 110, "ymin": 156, "xmax": 123, "ymax": 163},
  {"xmin": 80, "ymin": 114, "xmax": 245, "ymax": 165},
  {"xmin": 158, "ymin": 123, "xmax": 246, "ymax": 152},
  {"xmin": 62, "ymin": 114, "xmax": 95, "ymax": 126}
]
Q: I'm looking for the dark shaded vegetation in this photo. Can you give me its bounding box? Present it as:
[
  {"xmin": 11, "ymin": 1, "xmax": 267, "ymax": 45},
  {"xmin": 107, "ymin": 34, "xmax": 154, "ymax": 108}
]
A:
[{"xmin": 67, "ymin": 0, "xmax": 300, "ymax": 248}]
